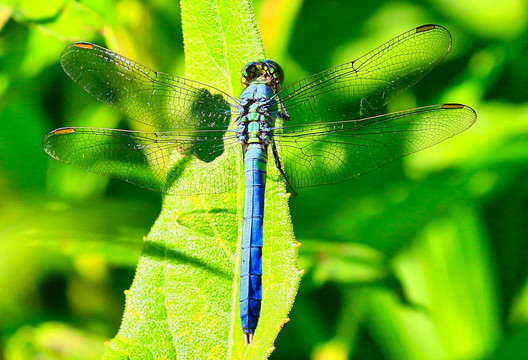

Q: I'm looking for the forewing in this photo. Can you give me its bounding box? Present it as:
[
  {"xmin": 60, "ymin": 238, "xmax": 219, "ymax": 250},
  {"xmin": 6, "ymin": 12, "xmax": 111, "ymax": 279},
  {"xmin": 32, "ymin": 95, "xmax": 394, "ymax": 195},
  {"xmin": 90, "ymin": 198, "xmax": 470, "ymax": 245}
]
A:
[
  {"xmin": 273, "ymin": 104, "xmax": 476, "ymax": 189},
  {"xmin": 61, "ymin": 43, "xmax": 238, "ymax": 130},
  {"xmin": 274, "ymin": 25, "xmax": 452, "ymax": 124},
  {"xmin": 43, "ymin": 127, "xmax": 240, "ymax": 195}
]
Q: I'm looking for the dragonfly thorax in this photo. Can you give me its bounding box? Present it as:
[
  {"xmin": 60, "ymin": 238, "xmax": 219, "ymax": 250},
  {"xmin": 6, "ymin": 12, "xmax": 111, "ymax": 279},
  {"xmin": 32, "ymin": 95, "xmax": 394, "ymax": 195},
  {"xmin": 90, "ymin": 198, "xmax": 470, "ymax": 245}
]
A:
[{"xmin": 236, "ymin": 83, "xmax": 276, "ymax": 147}]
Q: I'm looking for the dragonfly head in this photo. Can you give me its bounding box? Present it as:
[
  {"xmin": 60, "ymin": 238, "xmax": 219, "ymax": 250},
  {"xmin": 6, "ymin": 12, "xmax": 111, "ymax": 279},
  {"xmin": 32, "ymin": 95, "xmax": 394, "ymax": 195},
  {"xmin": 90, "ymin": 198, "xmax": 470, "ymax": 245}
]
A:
[{"xmin": 241, "ymin": 60, "xmax": 284, "ymax": 93}]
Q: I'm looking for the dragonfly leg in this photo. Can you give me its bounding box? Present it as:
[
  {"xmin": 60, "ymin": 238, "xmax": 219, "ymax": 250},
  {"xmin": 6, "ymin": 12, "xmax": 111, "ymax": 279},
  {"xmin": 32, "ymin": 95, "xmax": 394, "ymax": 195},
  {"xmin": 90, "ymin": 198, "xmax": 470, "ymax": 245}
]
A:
[{"xmin": 271, "ymin": 141, "xmax": 297, "ymax": 196}]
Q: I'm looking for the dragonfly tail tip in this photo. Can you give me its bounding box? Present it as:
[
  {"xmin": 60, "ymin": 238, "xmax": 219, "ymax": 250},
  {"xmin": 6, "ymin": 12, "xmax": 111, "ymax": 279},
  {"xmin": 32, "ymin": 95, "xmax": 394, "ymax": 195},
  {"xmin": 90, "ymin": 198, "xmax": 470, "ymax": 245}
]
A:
[{"xmin": 244, "ymin": 333, "xmax": 254, "ymax": 345}]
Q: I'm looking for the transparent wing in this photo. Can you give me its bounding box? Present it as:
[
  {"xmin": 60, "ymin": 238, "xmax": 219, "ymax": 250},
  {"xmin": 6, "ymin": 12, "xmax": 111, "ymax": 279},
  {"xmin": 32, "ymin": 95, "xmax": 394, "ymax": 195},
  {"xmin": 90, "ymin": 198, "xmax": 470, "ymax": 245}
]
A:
[
  {"xmin": 273, "ymin": 25, "xmax": 452, "ymax": 124},
  {"xmin": 43, "ymin": 127, "xmax": 241, "ymax": 195},
  {"xmin": 61, "ymin": 42, "xmax": 238, "ymax": 130},
  {"xmin": 273, "ymin": 104, "xmax": 476, "ymax": 189}
]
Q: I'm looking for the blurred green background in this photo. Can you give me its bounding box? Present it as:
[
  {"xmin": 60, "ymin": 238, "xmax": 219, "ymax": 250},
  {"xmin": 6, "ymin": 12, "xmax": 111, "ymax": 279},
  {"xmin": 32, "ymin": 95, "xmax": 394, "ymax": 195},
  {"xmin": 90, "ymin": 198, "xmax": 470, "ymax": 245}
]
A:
[{"xmin": 1, "ymin": 0, "xmax": 528, "ymax": 359}]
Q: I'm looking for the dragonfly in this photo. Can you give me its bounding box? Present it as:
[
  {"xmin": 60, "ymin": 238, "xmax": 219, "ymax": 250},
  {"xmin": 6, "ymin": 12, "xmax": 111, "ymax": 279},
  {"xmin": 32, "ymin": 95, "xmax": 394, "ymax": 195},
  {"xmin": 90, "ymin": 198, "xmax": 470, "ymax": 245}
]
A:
[{"xmin": 43, "ymin": 24, "xmax": 476, "ymax": 344}]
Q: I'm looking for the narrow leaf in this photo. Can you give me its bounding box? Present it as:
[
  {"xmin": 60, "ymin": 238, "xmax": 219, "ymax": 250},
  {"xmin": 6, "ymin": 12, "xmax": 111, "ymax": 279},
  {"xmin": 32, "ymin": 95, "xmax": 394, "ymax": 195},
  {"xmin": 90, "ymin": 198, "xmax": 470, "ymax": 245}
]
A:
[{"xmin": 103, "ymin": 1, "xmax": 300, "ymax": 358}]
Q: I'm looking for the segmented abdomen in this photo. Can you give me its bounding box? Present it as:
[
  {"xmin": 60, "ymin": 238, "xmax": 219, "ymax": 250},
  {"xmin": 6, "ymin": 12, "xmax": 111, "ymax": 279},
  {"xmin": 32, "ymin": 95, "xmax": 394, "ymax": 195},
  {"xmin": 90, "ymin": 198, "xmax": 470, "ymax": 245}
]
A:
[{"xmin": 239, "ymin": 143, "xmax": 267, "ymax": 337}]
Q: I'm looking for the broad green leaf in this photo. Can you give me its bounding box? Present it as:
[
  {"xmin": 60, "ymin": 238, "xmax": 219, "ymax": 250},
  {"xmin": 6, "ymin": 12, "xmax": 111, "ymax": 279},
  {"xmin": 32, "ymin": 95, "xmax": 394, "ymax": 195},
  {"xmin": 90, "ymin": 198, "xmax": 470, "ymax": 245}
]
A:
[
  {"xmin": 103, "ymin": 0, "xmax": 300, "ymax": 359},
  {"xmin": 11, "ymin": 0, "xmax": 65, "ymax": 20},
  {"xmin": 367, "ymin": 208, "xmax": 499, "ymax": 360}
]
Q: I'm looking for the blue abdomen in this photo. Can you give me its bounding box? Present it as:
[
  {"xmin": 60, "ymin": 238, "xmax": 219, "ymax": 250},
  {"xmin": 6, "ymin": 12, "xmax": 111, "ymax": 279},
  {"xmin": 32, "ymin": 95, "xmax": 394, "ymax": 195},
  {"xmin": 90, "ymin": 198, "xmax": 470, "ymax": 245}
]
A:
[{"xmin": 239, "ymin": 143, "xmax": 267, "ymax": 340}]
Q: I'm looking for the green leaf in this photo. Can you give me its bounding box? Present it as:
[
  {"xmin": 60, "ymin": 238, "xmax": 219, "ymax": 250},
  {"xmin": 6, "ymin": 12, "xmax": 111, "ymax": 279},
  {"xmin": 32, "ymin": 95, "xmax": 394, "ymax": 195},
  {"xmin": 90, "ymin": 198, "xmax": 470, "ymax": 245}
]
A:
[
  {"xmin": 6, "ymin": 322, "xmax": 105, "ymax": 360},
  {"xmin": 103, "ymin": 0, "xmax": 300, "ymax": 358}
]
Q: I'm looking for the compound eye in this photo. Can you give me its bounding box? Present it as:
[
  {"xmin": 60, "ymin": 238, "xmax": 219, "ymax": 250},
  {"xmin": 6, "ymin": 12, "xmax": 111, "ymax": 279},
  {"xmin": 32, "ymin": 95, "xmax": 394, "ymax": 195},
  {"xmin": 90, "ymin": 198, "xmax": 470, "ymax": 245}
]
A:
[
  {"xmin": 242, "ymin": 61, "xmax": 257, "ymax": 75},
  {"xmin": 241, "ymin": 62, "xmax": 259, "ymax": 88},
  {"xmin": 263, "ymin": 60, "xmax": 284, "ymax": 85}
]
